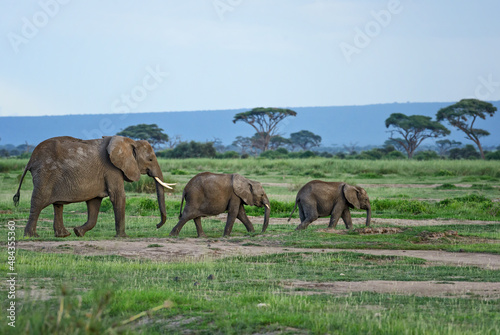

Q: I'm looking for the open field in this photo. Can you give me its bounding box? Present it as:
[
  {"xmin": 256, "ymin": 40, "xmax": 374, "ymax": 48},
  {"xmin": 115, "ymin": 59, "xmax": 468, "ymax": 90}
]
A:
[{"xmin": 1, "ymin": 158, "xmax": 499, "ymax": 334}]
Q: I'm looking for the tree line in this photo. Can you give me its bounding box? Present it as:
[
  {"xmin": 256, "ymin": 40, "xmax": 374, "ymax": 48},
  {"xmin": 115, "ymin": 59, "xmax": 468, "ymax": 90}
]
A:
[
  {"xmin": 112, "ymin": 99, "xmax": 498, "ymax": 160},
  {"xmin": 1, "ymin": 99, "xmax": 497, "ymax": 160}
]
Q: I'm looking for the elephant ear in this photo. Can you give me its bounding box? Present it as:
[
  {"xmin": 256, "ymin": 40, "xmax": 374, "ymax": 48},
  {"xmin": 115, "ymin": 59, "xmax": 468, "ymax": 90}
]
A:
[
  {"xmin": 107, "ymin": 136, "xmax": 141, "ymax": 182},
  {"xmin": 232, "ymin": 174, "xmax": 254, "ymax": 205},
  {"xmin": 343, "ymin": 184, "xmax": 361, "ymax": 209}
]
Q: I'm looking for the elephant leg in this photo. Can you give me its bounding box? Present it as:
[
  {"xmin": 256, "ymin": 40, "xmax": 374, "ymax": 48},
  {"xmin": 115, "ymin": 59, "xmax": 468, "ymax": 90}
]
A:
[
  {"xmin": 24, "ymin": 191, "xmax": 50, "ymax": 237},
  {"xmin": 74, "ymin": 198, "xmax": 102, "ymax": 237},
  {"xmin": 223, "ymin": 200, "xmax": 240, "ymax": 237},
  {"xmin": 237, "ymin": 205, "xmax": 255, "ymax": 233},
  {"xmin": 170, "ymin": 213, "xmax": 195, "ymax": 236},
  {"xmin": 193, "ymin": 217, "xmax": 207, "ymax": 238},
  {"xmin": 341, "ymin": 208, "xmax": 353, "ymax": 229},
  {"xmin": 296, "ymin": 202, "xmax": 318, "ymax": 230},
  {"xmin": 328, "ymin": 204, "xmax": 344, "ymax": 229},
  {"xmin": 53, "ymin": 204, "xmax": 71, "ymax": 237},
  {"xmin": 110, "ymin": 190, "xmax": 127, "ymax": 238}
]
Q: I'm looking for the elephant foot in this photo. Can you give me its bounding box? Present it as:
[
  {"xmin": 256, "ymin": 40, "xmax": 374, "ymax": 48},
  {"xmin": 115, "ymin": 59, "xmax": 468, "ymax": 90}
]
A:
[
  {"xmin": 55, "ymin": 229, "xmax": 71, "ymax": 238},
  {"xmin": 169, "ymin": 229, "xmax": 180, "ymax": 237},
  {"xmin": 197, "ymin": 233, "xmax": 208, "ymax": 238},
  {"xmin": 295, "ymin": 224, "xmax": 307, "ymax": 231},
  {"xmin": 24, "ymin": 231, "xmax": 39, "ymax": 238},
  {"xmin": 73, "ymin": 227, "xmax": 86, "ymax": 237},
  {"xmin": 114, "ymin": 233, "xmax": 129, "ymax": 238}
]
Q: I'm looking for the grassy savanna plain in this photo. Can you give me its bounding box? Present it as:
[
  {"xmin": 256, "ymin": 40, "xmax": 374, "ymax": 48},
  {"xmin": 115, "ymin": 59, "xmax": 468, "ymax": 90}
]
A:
[{"xmin": 1, "ymin": 158, "xmax": 499, "ymax": 334}]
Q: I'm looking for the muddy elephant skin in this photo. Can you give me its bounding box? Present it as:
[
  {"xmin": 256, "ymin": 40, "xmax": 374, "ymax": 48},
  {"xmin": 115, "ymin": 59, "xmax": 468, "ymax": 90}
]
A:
[
  {"xmin": 288, "ymin": 180, "xmax": 371, "ymax": 230},
  {"xmin": 164, "ymin": 172, "xmax": 270, "ymax": 237},
  {"xmin": 14, "ymin": 136, "xmax": 170, "ymax": 238}
]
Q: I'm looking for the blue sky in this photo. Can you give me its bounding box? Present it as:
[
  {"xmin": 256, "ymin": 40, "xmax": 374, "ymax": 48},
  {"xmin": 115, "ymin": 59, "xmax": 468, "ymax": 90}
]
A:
[{"xmin": 1, "ymin": 0, "xmax": 499, "ymax": 116}]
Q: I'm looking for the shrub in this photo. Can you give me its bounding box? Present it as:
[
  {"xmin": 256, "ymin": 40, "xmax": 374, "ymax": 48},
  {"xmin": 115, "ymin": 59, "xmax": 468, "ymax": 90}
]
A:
[
  {"xmin": 414, "ymin": 150, "xmax": 440, "ymax": 160},
  {"xmin": 485, "ymin": 150, "xmax": 500, "ymax": 160},
  {"xmin": 435, "ymin": 183, "xmax": 457, "ymax": 189},
  {"xmin": 99, "ymin": 198, "xmax": 113, "ymax": 212},
  {"xmin": 299, "ymin": 150, "xmax": 317, "ymax": 158},
  {"xmin": 222, "ymin": 151, "xmax": 240, "ymax": 159},
  {"xmin": 385, "ymin": 151, "xmax": 406, "ymax": 159},
  {"xmin": 434, "ymin": 169, "xmax": 455, "ymax": 176},
  {"xmin": 259, "ymin": 149, "xmax": 288, "ymax": 159}
]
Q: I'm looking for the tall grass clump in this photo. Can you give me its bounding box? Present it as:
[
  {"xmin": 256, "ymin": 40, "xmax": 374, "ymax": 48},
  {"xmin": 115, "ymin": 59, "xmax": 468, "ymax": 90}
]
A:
[
  {"xmin": 0, "ymin": 158, "xmax": 29, "ymax": 173},
  {"xmin": 156, "ymin": 158, "xmax": 500, "ymax": 178}
]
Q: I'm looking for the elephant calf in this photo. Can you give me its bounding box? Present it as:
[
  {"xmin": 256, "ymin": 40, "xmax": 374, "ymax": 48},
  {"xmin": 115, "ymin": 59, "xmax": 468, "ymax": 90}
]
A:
[
  {"xmin": 162, "ymin": 172, "xmax": 270, "ymax": 237},
  {"xmin": 288, "ymin": 180, "xmax": 371, "ymax": 230}
]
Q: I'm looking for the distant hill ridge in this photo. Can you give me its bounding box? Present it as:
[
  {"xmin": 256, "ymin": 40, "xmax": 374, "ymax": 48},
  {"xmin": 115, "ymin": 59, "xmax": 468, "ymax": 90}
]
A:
[{"xmin": 1, "ymin": 102, "xmax": 499, "ymax": 147}]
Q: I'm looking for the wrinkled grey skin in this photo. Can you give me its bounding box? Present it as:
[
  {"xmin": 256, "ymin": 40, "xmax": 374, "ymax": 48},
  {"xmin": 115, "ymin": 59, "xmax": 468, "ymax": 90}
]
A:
[
  {"xmin": 14, "ymin": 136, "xmax": 167, "ymax": 238},
  {"xmin": 164, "ymin": 172, "xmax": 270, "ymax": 237},
  {"xmin": 288, "ymin": 180, "xmax": 371, "ymax": 230}
]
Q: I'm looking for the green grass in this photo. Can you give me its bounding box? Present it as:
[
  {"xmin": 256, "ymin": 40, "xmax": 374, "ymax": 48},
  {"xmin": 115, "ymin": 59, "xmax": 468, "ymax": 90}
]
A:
[
  {"xmin": 1, "ymin": 158, "xmax": 499, "ymax": 334},
  {"xmin": 2, "ymin": 250, "xmax": 499, "ymax": 334}
]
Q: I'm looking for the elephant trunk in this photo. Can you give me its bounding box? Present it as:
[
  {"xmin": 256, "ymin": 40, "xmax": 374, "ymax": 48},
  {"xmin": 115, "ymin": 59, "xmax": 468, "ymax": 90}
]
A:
[
  {"xmin": 365, "ymin": 205, "xmax": 372, "ymax": 227},
  {"xmin": 149, "ymin": 166, "xmax": 167, "ymax": 229},
  {"xmin": 261, "ymin": 199, "xmax": 271, "ymax": 233}
]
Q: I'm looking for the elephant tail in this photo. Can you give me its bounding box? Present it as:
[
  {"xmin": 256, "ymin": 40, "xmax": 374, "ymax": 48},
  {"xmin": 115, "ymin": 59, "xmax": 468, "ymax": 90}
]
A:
[
  {"xmin": 178, "ymin": 191, "xmax": 186, "ymax": 219},
  {"xmin": 287, "ymin": 199, "xmax": 299, "ymax": 222},
  {"xmin": 13, "ymin": 164, "xmax": 30, "ymax": 206}
]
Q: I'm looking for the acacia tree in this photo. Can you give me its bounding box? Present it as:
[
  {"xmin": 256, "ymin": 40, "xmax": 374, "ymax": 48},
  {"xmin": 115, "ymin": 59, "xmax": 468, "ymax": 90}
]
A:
[
  {"xmin": 436, "ymin": 99, "xmax": 497, "ymax": 159},
  {"xmin": 232, "ymin": 107, "xmax": 297, "ymax": 151},
  {"xmin": 117, "ymin": 124, "xmax": 169, "ymax": 149},
  {"xmin": 269, "ymin": 136, "xmax": 291, "ymax": 151},
  {"xmin": 290, "ymin": 130, "xmax": 322, "ymax": 151},
  {"xmin": 385, "ymin": 113, "xmax": 450, "ymax": 159},
  {"xmin": 435, "ymin": 139, "xmax": 462, "ymax": 157}
]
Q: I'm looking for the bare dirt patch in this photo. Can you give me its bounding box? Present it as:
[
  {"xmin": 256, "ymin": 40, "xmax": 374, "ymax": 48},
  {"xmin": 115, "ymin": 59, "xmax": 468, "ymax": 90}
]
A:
[
  {"xmin": 272, "ymin": 216, "xmax": 497, "ymax": 227},
  {"xmin": 17, "ymin": 237, "xmax": 500, "ymax": 269},
  {"xmin": 281, "ymin": 280, "xmax": 500, "ymax": 299},
  {"xmin": 14, "ymin": 217, "xmax": 500, "ymax": 299}
]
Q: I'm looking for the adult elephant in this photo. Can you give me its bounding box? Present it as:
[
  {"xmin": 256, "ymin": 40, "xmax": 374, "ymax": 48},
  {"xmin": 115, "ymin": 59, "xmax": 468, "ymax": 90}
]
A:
[
  {"xmin": 163, "ymin": 172, "xmax": 270, "ymax": 237},
  {"xmin": 288, "ymin": 180, "xmax": 371, "ymax": 230},
  {"xmin": 14, "ymin": 136, "xmax": 174, "ymax": 238}
]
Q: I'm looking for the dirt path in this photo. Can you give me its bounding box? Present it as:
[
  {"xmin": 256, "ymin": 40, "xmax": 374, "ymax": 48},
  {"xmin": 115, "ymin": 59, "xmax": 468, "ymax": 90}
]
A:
[
  {"xmin": 15, "ymin": 216, "xmax": 500, "ymax": 299},
  {"xmin": 16, "ymin": 234, "xmax": 500, "ymax": 299},
  {"xmin": 263, "ymin": 182, "xmax": 477, "ymax": 189},
  {"xmin": 17, "ymin": 237, "xmax": 500, "ymax": 269},
  {"xmin": 262, "ymin": 216, "xmax": 498, "ymax": 227},
  {"xmin": 281, "ymin": 280, "xmax": 500, "ymax": 299}
]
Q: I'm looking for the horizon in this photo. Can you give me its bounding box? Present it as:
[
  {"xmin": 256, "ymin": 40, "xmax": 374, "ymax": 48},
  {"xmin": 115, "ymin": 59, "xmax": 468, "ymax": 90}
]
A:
[{"xmin": 1, "ymin": 102, "xmax": 499, "ymax": 148}]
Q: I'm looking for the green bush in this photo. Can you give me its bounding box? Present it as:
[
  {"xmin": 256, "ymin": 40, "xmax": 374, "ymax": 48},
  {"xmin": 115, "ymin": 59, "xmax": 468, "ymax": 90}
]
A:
[
  {"xmin": 372, "ymin": 199, "xmax": 432, "ymax": 215},
  {"xmin": 99, "ymin": 198, "xmax": 113, "ymax": 212},
  {"xmin": 171, "ymin": 169, "xmax": 189, "ymax": 175},
  {"xmin": 222, "ymin": 151, "xmax": 240, "ymax": 159},
  {"xmin": 434, "ymin": 169, "xmax": 455, "ymax": 176},
  {"xmin": 259, "ymin": 148, "xmax": 289, "ymax": 159},
  {"xmin": 485, "ymin": 150, "xmax": 500, "ymax": 160},
  {"xmin": 414, "ymin": 150, "xmax": 440, "ymax": 160},
  {"xmin": 435, "ymin": 183, "xmax": 457, "ymax": 189}
]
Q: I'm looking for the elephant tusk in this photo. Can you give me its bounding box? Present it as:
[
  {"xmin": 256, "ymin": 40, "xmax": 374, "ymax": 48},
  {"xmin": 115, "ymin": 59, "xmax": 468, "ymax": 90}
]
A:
[
  {"xmin": 155, "ymin": 177, "xmax": 174, "ymax": 189},
  {"xmin": 265, "ymin": 204, "xmax": 270, "ymax": 209}
]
